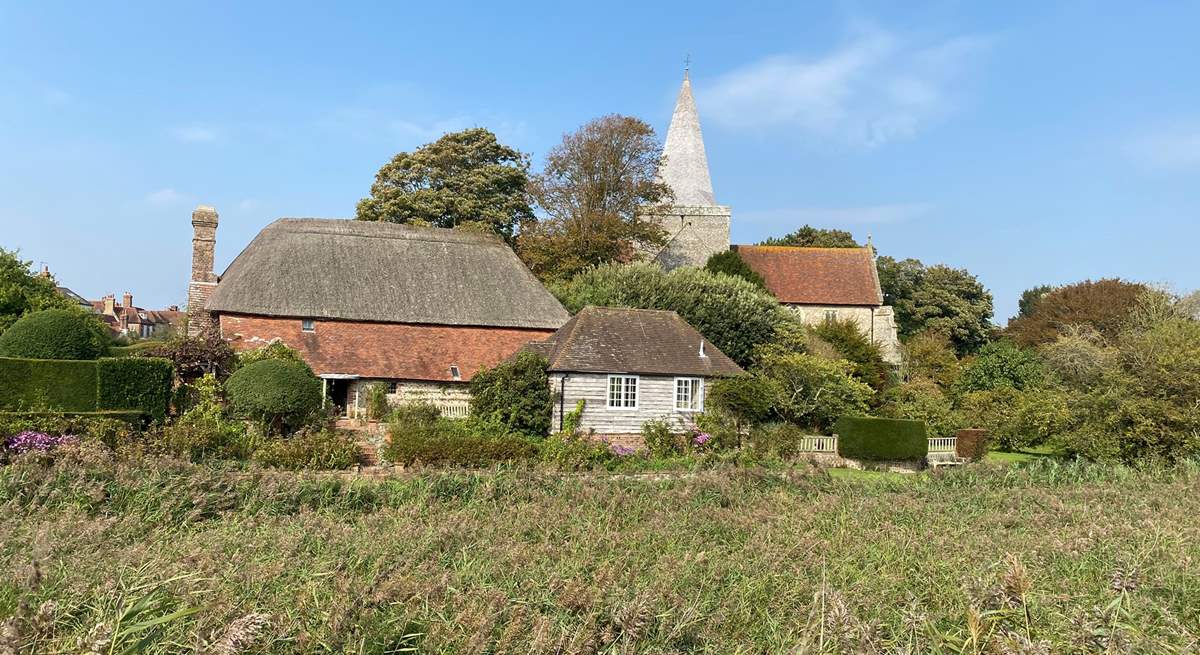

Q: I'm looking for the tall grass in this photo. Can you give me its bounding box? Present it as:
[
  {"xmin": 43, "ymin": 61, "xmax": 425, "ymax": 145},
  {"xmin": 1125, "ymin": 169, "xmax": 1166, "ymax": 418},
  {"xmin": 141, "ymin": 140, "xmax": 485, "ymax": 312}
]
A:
[{"xmin": 1, "ymin": 455, "xmax": 1197, "ymax": 653}]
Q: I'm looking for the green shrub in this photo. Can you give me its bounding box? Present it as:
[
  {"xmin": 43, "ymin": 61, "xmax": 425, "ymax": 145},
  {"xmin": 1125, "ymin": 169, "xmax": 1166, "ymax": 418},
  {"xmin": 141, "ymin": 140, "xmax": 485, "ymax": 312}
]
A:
[
  {"xmin": 225, "ymin": 359, "xmax": 323, "ymax": 435},
  {"xmin": 553, "ymin": 262, "xmax": 788, "ymax": 367},
  {"xmin": 879, "ymin": 379, "xmax": 960, "ymax": 439},
  {"xmin": 158, "ymin": 374, "xmax": 254, "ymax": 461},
  {"xmin": 704, "ymin": 250, "xmax": 767, "ymax": 290},
  {"xmin": 756, "ymin": 352, "xmax": 874, "ymax": 431},
  {"xmin": 956, "ymin": 340, "xmax": 1044, "ymax": 393},
  {"xmin": 705, "ymin": 375, "xmax": 774, "ymax": 437},
  {"xmin": 0, "ymin": 411, "xmax": 140, "ymax": 449},
  {"xmin": 252, "ymin": 428, "xmax": 361, "ymax": 470},
  {"xmin": 0, "ymin": 309, "xmax": 109, "ymax": 359},
  {"xmin": 97, "ymin": 357, "xmax": 174, "ymax": 422},
  {"xmin": 469, "ymin": 351, "xmax": 552, "ymax": 437},
  {"xmin": 384, "ymin": 417, "xmax": 538, "ymax": 467},
  {"xmin": 0, "ymin": 357, "xmax": 98, "ymax": 412},
  {"xmin": 640, "ymin": 419, "xmax": 681, "ymax": 457},
  {"xmin": 835, "ymin": 416, "xmax": 928, "ymax": 461},
  {"xmin": 809, "ymin": 318, "xmax": 893, "ymax": 391},
  {"xmin": 237, "ymin": 341, "xmax": 309, "ymax": 370},
  {"xmin": 389, "ymin": 401, "xmax": 442, "ymax": 431},
  {"xmin": 746, "ymin": 422, "xmax": 812, "ymax": 459},
  {"xmin": 539, "ymin": 429, "xmax": 612, "ymax": 471}
]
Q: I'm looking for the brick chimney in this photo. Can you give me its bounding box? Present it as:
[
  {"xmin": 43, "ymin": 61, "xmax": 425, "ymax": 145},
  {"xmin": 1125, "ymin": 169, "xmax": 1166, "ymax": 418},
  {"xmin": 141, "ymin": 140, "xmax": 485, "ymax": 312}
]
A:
[
  {"xmin": 103, "ymin": 294, "xmax": 115, "ymax": 315},
  {"xmin": 186, "ymin": 205, "xmax": 220, "ymax": 336},
  {"xmin": 123, "ymin": 292, "xmax": 133, "ymax": 309}
]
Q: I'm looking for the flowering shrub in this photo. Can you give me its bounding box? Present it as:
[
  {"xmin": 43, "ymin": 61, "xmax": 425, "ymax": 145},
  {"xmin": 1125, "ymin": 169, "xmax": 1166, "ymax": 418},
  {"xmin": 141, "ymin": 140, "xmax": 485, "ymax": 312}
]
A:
[{"xmin": 3, "ymin": 431, "xmax": 77, "ymax": 455}]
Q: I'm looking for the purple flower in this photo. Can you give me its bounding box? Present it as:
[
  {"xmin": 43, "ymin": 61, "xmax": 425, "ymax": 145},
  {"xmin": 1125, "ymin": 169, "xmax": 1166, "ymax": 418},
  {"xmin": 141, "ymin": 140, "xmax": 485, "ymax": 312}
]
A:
[
  {"xmin": 3, "ymin": 431, "xmax": 77, "ymax": 455},
  {"xmin": 692, "ymin": 431, "xmax": 712, "ymax": 445},
  {"xmin": 610, "ymin": 444, "xmax": 635, "ymax": 457}
]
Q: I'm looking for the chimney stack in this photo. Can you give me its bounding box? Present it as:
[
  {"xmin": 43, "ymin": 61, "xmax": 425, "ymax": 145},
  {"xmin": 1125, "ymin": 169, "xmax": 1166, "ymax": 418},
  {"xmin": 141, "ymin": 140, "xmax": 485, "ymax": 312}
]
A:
[
  {"xmin": 187, "ymin": 205, "xmax": 220, "ymax": 336},
  {"xmin": 123, "ymin": 292, "xmax": 133, "ymax": 309},
  {"xmin": 103, "ymin": 294, "xmax": 115, "ymax": 315}
]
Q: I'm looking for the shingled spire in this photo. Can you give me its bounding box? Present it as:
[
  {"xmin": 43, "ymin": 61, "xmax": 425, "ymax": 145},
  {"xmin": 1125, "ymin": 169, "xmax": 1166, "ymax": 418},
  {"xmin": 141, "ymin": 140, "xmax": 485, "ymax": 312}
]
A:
[{"xmin": 659, "ymin": 71, "xmax": 716, "ymax": 205}]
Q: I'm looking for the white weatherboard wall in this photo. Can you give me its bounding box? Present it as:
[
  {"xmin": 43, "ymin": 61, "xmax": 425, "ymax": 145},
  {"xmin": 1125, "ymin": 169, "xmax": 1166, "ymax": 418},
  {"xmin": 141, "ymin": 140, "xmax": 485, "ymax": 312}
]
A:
[{"xmin": 550, "ymin": 372, "xmax": 709, "ymax": 435}]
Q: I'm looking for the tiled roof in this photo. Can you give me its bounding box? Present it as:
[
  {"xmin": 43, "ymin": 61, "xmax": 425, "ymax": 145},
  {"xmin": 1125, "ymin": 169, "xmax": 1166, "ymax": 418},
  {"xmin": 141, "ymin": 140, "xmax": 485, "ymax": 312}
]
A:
[
  {"xmin": 733, "ymin": 245, "xmax": 883, "ymax": 306},
  {"xmin": 528, "ymin": 306, "xmax": 743, "ymax": 377}
]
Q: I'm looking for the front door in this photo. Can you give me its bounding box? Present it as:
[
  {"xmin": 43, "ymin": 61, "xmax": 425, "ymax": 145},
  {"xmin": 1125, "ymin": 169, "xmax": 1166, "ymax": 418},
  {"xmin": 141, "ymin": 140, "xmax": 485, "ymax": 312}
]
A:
[{"xmin": 326, "ymin": 379, "xmax": 350, "ymax": 417}]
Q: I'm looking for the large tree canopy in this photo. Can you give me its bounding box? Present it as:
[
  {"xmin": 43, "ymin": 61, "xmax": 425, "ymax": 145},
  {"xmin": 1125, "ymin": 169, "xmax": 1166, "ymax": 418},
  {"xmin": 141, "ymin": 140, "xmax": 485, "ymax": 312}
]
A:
[
  {"xmin": 1005, "ymin": 278, "xmax": 1150, "ymax": 346},
  {"xmin": 877, "ymin": 256, "xmax": 994, "ymax": 354},
  {"xmin": 355, "ymin": 128, "xmax": 533, "ymax": 242},
  {"xmin": 518, "ymin": 115, "xmax": 671, "ymax": 283},
  {"xmin": 759, "ymin": 225, "xmax": 861, "ymax": 248},
  {"xmin": 0, "ymin": 248, "xmax": 76, "ymax": 335}
]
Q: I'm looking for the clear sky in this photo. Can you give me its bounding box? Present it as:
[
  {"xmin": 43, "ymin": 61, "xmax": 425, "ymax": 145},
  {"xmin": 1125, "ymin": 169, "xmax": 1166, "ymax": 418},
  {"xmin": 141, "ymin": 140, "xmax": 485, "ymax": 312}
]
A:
[{"xmin": 2, "ymin": 2, "xmax": 1197, "ymax": 323}]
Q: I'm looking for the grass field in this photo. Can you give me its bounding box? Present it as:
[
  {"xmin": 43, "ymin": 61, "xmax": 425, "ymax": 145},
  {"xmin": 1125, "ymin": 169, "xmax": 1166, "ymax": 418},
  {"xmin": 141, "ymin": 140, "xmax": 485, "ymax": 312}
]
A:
[{"xmin": 1, "ymin": 452, "xmax": 1198, "ymax": 653}]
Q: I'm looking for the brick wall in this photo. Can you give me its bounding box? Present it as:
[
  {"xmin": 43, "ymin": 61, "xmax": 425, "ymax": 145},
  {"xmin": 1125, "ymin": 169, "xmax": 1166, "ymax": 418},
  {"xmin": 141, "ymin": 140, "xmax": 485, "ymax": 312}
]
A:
[{"xmin": 218, "ymin": 313, "xmax": 553, "ymax": 381}]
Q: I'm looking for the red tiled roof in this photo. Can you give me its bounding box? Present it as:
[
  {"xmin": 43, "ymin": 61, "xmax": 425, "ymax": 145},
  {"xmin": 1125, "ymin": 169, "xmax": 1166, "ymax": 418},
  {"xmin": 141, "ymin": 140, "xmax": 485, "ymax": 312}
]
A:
[{"xmin": 733, "ymin": 246, "xmax": 883, "ymax": 306}]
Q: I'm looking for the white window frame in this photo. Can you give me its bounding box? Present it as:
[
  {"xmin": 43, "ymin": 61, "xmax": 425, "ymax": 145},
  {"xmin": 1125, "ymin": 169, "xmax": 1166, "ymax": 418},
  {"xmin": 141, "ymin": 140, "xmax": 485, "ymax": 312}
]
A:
[
  {"xmin": 606, "ymin": 374, "xmax": 639, "ymax": 409},
  {"xmin": 301, "ymin": 319, "xmax": 315, "ymax": 332},
  {"xmin": 674, "ymin": 377, "xmax": 704, "ymax": 412}
]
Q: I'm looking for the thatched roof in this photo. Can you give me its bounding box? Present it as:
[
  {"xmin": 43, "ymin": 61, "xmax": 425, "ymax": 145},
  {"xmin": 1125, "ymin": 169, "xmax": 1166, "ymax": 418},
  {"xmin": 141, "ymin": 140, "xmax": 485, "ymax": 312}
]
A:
[
  {"xmin": 527, "ymin": 306, "xmax": 743, "ymax": 377},
  {"xmin": 207, "ymin": 219, "xmax": 569, "ymax": 329}
]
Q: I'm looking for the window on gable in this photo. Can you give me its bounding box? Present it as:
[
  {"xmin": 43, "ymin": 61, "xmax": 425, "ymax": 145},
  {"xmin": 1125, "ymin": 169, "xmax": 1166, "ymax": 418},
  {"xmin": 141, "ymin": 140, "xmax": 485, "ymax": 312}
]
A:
[
  {"xmin": 301, "ymin": 319, "xmax": 315, "ymax": 332},
  {"xmin": 607, "ymin": 375, "xmax": 638, "ymax": 409},
  {"xmin": 675, "ymin": 377, "xmax": 703, "ymax": 412},
  {"xmin": 823, "ymin": 309, "xmax": 839, "ymax": 323},
  {"xmin": 449, "ymin": 365, "xmax": 462, "ymax": 380}
]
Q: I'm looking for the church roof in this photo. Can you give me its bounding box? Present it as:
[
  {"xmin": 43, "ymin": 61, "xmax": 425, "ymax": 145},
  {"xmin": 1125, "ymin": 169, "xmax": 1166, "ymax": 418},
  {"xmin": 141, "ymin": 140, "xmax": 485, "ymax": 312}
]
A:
[
  {"xmin": 658, "ymin": 73, "xmax": 717, "ymax": 206},
  {"xmin": 525, "ymin": 306, "xmax": 742, "ymax": 377},
  {"xmin": 732, "ymin": 246, "xmax": 884, "ymax": 307},
  {"xmin": 206, "ymin": 219, "xmax": 569, "ymax": 329}
]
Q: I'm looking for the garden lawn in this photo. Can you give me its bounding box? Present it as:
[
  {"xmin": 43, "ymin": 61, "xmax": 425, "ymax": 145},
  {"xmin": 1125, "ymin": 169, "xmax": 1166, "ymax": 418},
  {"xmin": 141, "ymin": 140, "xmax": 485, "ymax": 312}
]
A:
[{"xmin": 1, "ymin": 455, "xmax": 1198, "ymax": 653}]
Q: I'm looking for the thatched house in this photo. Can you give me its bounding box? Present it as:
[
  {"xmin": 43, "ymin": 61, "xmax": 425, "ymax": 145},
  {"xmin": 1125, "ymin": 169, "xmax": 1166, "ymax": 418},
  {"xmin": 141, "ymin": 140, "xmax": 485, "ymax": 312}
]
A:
[
  {"xmin": 525, "ymin": 306, "xmax": 742, "ymax": 449},
  {"xmin": 186, "ymin": 207, "xmax": 569, "ymax": 416}
]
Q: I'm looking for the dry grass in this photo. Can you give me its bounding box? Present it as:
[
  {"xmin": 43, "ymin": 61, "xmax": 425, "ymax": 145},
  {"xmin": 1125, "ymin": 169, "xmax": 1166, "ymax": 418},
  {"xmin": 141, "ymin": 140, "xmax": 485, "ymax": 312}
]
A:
[{"xmin": 1, "ymin": 453, "xmax": 1198, "ymax": 653}]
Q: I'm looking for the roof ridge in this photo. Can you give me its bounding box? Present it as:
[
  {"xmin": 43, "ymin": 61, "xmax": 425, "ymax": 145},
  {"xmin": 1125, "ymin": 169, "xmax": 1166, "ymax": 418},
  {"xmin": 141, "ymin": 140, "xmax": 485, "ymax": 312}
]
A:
[
  {"xmin": 267, "ymin": 218, "xmax": 503, "ymax": 246},
  {"xmin": 736, "ymin": 244, "xmax": 871, "ymax": 253}
]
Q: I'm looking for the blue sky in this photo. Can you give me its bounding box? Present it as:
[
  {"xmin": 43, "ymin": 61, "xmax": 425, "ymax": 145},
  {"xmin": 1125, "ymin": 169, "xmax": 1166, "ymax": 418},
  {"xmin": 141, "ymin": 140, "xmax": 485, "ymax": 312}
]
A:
[{"xmin": 2, "ymin": 2, "xmax": 1197, "ymax": 322}]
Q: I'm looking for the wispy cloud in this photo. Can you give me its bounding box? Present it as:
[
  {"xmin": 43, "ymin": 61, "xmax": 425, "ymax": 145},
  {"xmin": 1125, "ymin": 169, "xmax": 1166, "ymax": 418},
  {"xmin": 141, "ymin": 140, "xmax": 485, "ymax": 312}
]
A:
[
  {"xmin": 739, "ymin": 203, "xmax": 933, "ymax": 227},
  {"xmin": 701, "ymin": 25, "xmax": 992, "ymax": 146},
  {"xmin": 144, "ymin": 188, "xmax": 190, "ymax": 206},
  {"xmin": 171, "ymin": 125, "xmax": 219, "ymax": 143},
  {"xmin": 1126, "ymin": 124, "xmax": 1200, "ymax": 169}
]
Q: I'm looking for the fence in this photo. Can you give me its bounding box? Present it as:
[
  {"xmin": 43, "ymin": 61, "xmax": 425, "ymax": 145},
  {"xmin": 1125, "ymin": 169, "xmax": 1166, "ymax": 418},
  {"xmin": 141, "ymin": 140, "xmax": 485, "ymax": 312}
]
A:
[
  {"xmin": 793, "ymin": 435, "xmax": 960, "ymax": 457},
  {"xmin": 433, "ymin": 399, "xmax": 470, "ymax": 419}
]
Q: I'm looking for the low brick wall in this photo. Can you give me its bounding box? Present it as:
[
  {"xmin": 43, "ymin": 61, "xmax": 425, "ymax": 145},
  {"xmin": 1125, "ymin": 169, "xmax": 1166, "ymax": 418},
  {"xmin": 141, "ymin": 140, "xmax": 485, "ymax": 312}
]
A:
[{"xmin": 593, "ymin": 433, "xmax": 646, "ymax": 451}]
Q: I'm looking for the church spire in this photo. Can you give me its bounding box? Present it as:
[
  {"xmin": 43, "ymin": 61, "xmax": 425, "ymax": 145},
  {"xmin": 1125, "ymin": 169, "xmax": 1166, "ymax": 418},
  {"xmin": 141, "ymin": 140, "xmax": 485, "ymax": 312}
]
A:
[{"xmin": 659, "ymin": 68, "xmax": 716, "ymax": 206}]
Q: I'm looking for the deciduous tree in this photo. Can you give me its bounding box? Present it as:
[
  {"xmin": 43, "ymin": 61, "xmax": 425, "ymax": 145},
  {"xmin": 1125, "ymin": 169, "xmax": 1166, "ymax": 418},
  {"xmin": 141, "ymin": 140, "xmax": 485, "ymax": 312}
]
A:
[
  {"xmin": 518, "ymin": 115, "xmax": 671, "ymax": 282},
  {"xmin": 0, "ymin": 248, "xmax": 76, "ymax": 335},
  {"xmin": 877, "ymin": 256, "xmax": 994, "ymax": 354},
  {"xmin": 1005, "ymin": 278, "xmax": 1149, "ymax": 346},
  {"xmin": 759, "ymin": 225, "xmax": 860, "ymax": 248},
  {"xmin": 356, "ymin": 128, "xmax": 533, "ymax": 242}
]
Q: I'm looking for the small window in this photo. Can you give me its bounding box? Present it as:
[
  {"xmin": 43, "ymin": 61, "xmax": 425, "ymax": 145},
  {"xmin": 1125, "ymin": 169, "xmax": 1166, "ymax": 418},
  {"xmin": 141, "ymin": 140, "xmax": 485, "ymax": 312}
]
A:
[
  {"xmin": 301, "ymin": 319, "xmax": 315, "ymax": 332},
  {"xmin": 675, "ymin": 377, "xmax": 703, "ymax": 412},
  {"xmin": 449, "ymin": 365, "xmax": 462, "ymax": 380},
  {"xmin": 823, "ymin": 309, "xmax": 839, "ymax": 323},
  {"xmin": 388, "ymin": 381, "xmax": 400, "ymax": 394},
  {"xmin": 607, "ymin": 375, "xmax": 638, "ymax": 409}
]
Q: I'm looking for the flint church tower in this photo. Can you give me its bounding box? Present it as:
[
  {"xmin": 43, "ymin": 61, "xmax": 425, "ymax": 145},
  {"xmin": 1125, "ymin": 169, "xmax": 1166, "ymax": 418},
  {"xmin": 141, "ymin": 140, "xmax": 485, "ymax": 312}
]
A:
[{"xmin": 646, "ymin": 67, "xmax": 732, "ymax": 269}]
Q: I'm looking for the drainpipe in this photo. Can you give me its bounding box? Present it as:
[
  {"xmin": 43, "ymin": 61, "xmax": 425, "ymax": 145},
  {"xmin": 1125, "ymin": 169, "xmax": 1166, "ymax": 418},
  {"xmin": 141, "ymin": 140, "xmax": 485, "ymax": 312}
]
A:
[{"xmin": 558, "ymin": 374, "xmax": 569, "ymax": 432}]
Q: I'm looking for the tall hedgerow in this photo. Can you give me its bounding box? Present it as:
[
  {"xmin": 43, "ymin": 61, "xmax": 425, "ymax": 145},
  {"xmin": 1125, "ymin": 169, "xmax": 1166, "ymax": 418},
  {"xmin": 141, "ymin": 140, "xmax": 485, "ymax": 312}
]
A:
[{"xmin": 469, "ymin": 351, "xmax": 552, "ymax": 438}]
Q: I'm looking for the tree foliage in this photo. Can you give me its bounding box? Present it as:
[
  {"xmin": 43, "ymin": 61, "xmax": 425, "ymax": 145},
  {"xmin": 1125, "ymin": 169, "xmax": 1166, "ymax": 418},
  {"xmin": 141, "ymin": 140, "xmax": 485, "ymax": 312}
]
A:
[
  {"xmin": 876, "ymin": 256, "xmax": 994, "ymax": 354},
  {"xmin": 703, "ymin": 250, "xmax": 767, "ymax": 290},
  {"xmin": 1016, "ymin": 284, "xmax": 1054, "ymax": 319},
  {"xmin": 956, "ymin": 340, "xmax": 1045, "ymax": 393},
  {"xmin": 553, "ymin": 263, "xmax": 787, "ymax": 367},
  {"xmin": 754, "ymin": 351, "xmax": 874, "ymax": 431},
  {"xmin": 356, "ymin": 128, "xmax": 533, "ymax": 242},
  {"xmin": 141, "ymin": 332, "xmax": 236, "ymax": 382},
  {"xmin": 0, "ymin": 309, "xmax": 109, "ymax": 360},
  {"xmin": 469, "ymin": 351, "xmax": 553, "ymax": 438},
  {"xmin": 1005, "ymin": 278, "xmax": 1149, "ymax": 346},
  {"xmin": 518, "ymin": 115, "xmax": 670, "ymax": 282},
  {"xmin": 808, "ymin": 319, "xmax": 892, "ymax": 392},
  {"xmin": 0, "ymin": 248, "xmax": 78, "ymax": 336},
  {"xmin": 237, "ymin": 341, "xmax": 308, "ymax": 370},
  {"xmin": 759, "ymin": 226, "xmax": 860, "ymax": 248}
]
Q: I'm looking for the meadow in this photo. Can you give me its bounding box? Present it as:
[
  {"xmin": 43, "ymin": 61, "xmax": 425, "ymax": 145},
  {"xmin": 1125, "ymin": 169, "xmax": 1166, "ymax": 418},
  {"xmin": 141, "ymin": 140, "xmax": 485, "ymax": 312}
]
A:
[{"xmin": 1, "ymin": 451, "xmax": 1198, "ymax": 653}]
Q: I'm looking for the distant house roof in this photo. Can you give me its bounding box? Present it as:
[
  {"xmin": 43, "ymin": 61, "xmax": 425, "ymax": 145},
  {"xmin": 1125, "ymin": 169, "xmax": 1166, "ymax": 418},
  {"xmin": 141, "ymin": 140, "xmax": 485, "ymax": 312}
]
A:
[
  {"xmin": 526, "ymin": 306, "xmax": 743, "ymax": 377},
  {"xmin": 732, "ymin": 245, "xmax": 884, "ymax": 306},
  {"xmin": 206, "ymin": 219, "xmax": 569, "ymax": 330},
  {"xmin": 55, "ymin": 286, "xmax": 91, "ymax": 308}
]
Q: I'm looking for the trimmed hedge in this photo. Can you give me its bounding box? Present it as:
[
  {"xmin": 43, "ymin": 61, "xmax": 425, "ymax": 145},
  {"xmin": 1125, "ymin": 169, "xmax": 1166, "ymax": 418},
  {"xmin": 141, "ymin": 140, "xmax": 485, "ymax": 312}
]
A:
[
  {"xmin": 835, "ymin": 416, "xmax": 928, "ymax": 461},
  {"xmin": 0, "ymin": 357, "xmax": 98, "ymax": 412},
  {"xmin": 97, "ymin": 357, "xmax": 174, "ymax": 422},
  {"xmin": 0, "ymin": 309, "xmax": 108, "ymax": 359},
  {"xmin": 0, "ymin": 356, "xmax": 174, "ymax": 422},
  {"xmin": 225, "ymin": 359, "xmax": 323, "ymax": 434}
]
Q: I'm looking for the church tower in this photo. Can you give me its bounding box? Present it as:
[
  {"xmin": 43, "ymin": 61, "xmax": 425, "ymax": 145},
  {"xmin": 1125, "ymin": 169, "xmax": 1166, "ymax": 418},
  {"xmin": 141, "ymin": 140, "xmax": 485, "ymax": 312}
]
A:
[{"xmin": 646, "ymin": 68, "xmax": 732, "ymax": 269}]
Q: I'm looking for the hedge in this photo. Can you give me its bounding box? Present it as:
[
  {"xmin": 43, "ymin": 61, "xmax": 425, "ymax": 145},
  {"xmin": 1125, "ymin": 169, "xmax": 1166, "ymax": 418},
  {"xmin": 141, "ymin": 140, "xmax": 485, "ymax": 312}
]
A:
[
  {"xmin": 0, "ymin": 309, "xmax": 108, "ymax": 360},
  {"xmin": 835, "ymin": 416, "xmax": 928, "ymax": 461},
  {"xmin": 0, "ymin": 357, "xmax": 98, "ymax": 412},
  {"xmin": 97, "ymin": 357, "xmax": 174, "ymax": 422},
  {"xmin": 0, "ymin": 356, "xmax": 174, "ymax": 421}
]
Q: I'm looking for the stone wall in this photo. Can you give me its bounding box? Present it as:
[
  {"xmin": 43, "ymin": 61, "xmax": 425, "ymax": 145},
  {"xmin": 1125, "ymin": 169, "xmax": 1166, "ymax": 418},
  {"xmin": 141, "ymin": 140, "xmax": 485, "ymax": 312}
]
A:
[
  {"xmin": 784, "ymin": 304, "xmax": 902, "ymax": 365},
  {"xmin": 643, "ymin": 205, "xmax": 732, "ymax": 270}
]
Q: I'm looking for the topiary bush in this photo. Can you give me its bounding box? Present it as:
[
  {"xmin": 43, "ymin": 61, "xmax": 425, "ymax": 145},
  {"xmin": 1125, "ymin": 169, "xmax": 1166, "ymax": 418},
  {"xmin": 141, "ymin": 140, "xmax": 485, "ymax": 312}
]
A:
[
  {"xmin": 0, "ymin": 309, "xmax": 109, "ymax": 360},
  {"xmin": 252, "ymin": 428, "xmax": 361, "ymax": 470},
  {"xmin": 835, "ymin": 416, "xmax": 928, "ymax": 461},
  {"xmin": 225, "ymin": 359, "xmax": 323, "ymax": 435},
  {"xmin": 469, "ymin": 351, "xmax": 552, "ymax": 438},
  {"xmin": 955, "ymin": 429, "xmax": 990, "ymax": 461},
  {"xmin": 97, "ymin": 357, "xmax": 174, "ymax": 422}
]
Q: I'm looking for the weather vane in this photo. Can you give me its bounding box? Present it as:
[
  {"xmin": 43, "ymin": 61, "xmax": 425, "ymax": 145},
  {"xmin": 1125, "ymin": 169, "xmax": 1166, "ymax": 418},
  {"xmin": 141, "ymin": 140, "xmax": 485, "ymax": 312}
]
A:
[{"xmin": 684, "ymin": 53, "xmax": 691, "ymax": 77}]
